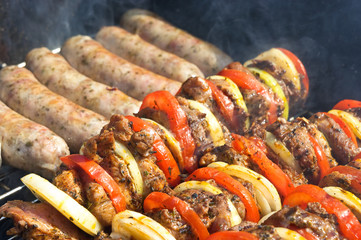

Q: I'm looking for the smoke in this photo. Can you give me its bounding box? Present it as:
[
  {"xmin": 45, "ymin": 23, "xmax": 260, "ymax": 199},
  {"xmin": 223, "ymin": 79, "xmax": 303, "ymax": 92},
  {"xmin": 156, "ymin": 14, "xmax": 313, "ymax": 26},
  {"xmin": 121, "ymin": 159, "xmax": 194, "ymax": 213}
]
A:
[{"xmin": 0, "ymin": 0, "xmax": 360, "ymax": 111}]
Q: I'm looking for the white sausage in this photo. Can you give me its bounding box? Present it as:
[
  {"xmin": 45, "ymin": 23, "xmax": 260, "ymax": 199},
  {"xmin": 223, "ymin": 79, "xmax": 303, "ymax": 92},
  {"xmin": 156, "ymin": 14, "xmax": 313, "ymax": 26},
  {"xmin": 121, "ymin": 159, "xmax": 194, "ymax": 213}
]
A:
[
  {"xmin": 26, "ymin": 47, "xmax": 141, "ymax": 118},
  {"xmin": 0, "ymin": 100, "xmax": 70, "ymax": 178},
  {"xmin": 96, "ymin": 26, "xmax": 204, "ymax": 82},
  {"xmin": 61, "ymin": 35, "xmax": 181, "ymax": 100},
  {"xmin": 0, "ymin": 66, "xmax": 108, "ymax": 153}
]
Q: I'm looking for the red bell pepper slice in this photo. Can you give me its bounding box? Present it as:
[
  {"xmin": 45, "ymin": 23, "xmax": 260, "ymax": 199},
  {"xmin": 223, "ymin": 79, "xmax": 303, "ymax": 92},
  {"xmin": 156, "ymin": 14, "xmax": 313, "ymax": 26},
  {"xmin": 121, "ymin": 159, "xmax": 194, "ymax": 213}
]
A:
[
  {"xmin": 325, "ymin": 165, "xmax": 361, "ymax": 195},
  {"xmin": 186, "ymin": 167, "xmax": 260, "ymax": 222},
  {"xmin": 333, "ymin": 99, "xmax": 361, "ymax": 110},
  {"xmin": 140, "ymin": 91, "xmax": 197, "ymax": 173},
  {"xmin": 231, "ymin": 134, "xmax": 295, "ymax": 197},
  {"xmin": 278, "ymin": 48, "xmax": 309, "ymax": 96},
  {"xmin": 324, "ymin": 112, "xmax": 358, "ymax": 146},
  {"xmin": 248, "ymin": 136, "xmax": 268, "ymax": 155},
  {"xmin": 204, "ymin": 79, "xmax": 237, "ymax": 131},
  {"xmin": 205, "ymin": 231, "xmax": 259, "ymax": 240},
  {"xmin": 283, "ymin": 184, "xmax": 361, "ymax": 240},
  {"xmin": 218, "ymin": 68, "xmax": 278, "ymax": 124},
  {"xmin": 354, "ymin": 152, "xmax": 361, "ymax": 161},
  {"xmin": 60, "ymin": 154, "xmax": 126, "ymax": 213},
  {"xmin": 307, "ymin": 133, "xmax": 330, "ymax": 183},
  {"xmin": 124, "ymin": 116, "xmax": 181, "ymax": 187},
  {"xmin": 144, "ymin": 192, "xmax": 209, "ymax": 240}
]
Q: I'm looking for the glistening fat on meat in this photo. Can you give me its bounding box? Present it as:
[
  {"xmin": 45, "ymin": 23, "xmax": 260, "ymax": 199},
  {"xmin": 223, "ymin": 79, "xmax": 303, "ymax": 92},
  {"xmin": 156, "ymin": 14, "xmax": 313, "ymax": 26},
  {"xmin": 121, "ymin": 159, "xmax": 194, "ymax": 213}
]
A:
[
  {"xmin": 0, "ymin": 66, "xmax": 108, "ymax": 153},
  {"xmin": 61, "ymin": 35, "xmax": 181, "ymax": 101},
  {"xmin": 0, "ymin": 100, "xmax": 69, "ymax": 179},
  {"xmin": 120, "ymin": 9, "xmax": 233, "ymax": 76},
  {"xmin": 26, "ymin": 47, "xmax": 141, "ymax": 118},
  {"xmin": 96, "ymin": 26, "xmax": 204, "ymax": 82}
]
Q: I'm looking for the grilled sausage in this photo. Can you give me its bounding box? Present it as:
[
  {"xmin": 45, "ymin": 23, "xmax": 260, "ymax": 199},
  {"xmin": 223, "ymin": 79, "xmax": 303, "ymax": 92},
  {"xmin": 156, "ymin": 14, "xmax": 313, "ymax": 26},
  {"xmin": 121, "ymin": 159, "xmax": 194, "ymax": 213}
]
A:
[
  {"xmin": 61, "ymin": 35, "xmax": 181, "ymax": 100},
  {"xmin": 0, "ymin": 66, "xmax": 108, "ymax": 153},
  {"xmin": 120, "ymin": 9, "xmax": 233, "ymax": 76},
  {"xmin": 96, "ymin": 26, "xmax": 204, "ymax": 82},
  {"xmin": 0, "ymin": 100, "xmax": 69, "ymax": 178},
  {"xmin": 26, "ymin": 47, "xmax": 141, "ymax": 118}
]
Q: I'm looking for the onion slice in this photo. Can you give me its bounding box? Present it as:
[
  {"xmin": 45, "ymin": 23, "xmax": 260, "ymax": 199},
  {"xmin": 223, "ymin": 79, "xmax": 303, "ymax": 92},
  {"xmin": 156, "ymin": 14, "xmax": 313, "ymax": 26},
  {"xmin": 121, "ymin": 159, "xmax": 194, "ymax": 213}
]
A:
[{"xmin": 111, "ymin": 210, "xmax": 175, "ymax": 240}]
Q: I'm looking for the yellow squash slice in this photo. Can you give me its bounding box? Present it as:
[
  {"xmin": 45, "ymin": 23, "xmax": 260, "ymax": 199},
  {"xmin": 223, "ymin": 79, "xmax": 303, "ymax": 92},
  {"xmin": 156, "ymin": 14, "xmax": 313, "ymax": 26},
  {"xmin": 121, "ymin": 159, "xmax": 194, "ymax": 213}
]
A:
[
  {"xmin": 324, "ymin": 186, "xmax": 361, "ymax": 220},
  {"xmin": 247, "ymin": 67, "xmax": 289, "ymax": 119},
  {"xmin": 328, "ymin": 109, "xmax": 361, "ymax": 140},
  {"xmin": 244, "ymin": 48, "xmax": 300, "ymax": 91},
  {"xmin": 21, "ymin": 173, "xmax": 102, "ymax": 236}
]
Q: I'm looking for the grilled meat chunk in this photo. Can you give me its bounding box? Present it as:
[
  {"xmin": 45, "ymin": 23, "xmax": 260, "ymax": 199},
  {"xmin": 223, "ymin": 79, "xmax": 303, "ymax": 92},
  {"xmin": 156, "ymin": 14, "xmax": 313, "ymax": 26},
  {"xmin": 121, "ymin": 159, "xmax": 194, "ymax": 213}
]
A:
[
  {"xmin": 263, "ymin": 205, "xmax": 342, "ymax": 240},
  {"xmin": 319, "ymin": 166, "xmax": 361, "ymax": 199},
  {"xmin": 176, "ymin": 187, "xmax": 244, "ymax": 233},
  {"xmin": 310, "ymin": 112, "xmax": 360, "ymax": 164},
  {"xmin": 81, "ymin": 115, "xmax": 169, "ymax": 211},
  {"xmin": 229, "ymin": 221, "xmax": 282, "ymax": 240},
  {"xmin": 53, "ymin": 169, "xmax": 86, "ymax": 205},
  {"xmin": 266, "ymin": 118, "xmax": 318, "ymax": 182},
  {"xmin": 147, "ymin": 209, "xmax": 194, "ymax": 240},
  {"xmin": 0, "ymin": 200, "xmax": 90, "ymax": 240}
]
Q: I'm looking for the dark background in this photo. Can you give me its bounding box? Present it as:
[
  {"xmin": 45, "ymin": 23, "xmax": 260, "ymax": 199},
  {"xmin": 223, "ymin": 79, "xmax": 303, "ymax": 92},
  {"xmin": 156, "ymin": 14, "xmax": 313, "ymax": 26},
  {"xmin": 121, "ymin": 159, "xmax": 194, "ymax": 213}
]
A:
[{"xmin": 1, "ymin": 0, "xmax": 360, "ymax": 112}]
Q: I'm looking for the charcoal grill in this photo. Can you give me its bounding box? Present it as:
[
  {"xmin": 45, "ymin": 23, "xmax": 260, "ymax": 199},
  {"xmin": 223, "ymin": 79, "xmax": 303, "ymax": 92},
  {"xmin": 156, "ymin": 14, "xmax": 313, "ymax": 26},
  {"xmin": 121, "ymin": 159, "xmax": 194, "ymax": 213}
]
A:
[{"xmin": 0, "ymin": 0, "xmax": 361, "ymax": 239}]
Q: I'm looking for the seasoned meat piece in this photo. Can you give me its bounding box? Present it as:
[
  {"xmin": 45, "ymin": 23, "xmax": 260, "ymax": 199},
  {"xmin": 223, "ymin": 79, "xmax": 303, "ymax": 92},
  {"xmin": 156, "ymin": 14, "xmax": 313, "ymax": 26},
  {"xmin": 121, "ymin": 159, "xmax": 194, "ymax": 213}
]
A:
[
  {"xmin": 229, "ymin": 221, "xmax": 282, "ymax": 240},
  {"xmin": 177, "ymin": 96, "xmax": 214, "ymax": 157},
  {"xmin": 310, "ymin": 112, "xmax": 360, "ymax": 164},
  {"xmin": 138, "ymin": 157, "xmax": 168, "ymax": 196},
  {"xmin": 84, "ymin": 180, "xmax": 116, "ymax": 227},
  {"xmin": 0, "ymin": 200, "xmax": 90, "ymax": 240},
  {"xmin": 53, "ymin": 169, "xmax": 86, "ymax": 205},
  {"xmin": 130, "ymin": 129, "xmax": 154, "ymax": 157},
  {"xmin": 81, "ymin": 115, "xmax": 169, "ymax": 211},
  {"xmin": 306, "ymin": 119, "xmax": 338, "ymax": 168},
  {"xmin": 177, "ymin": 76, "xmax": 234, "ymax": 140},
  {"xmin": 199, "ymin": 145, "xmax": 251, "ymax": 167},
  {"xmin": 267, "ymin": 118, "xmax": 318, "ymax": 182},
  {"xmin": 319, "ymin": 169, "xmax": 361, "ymax": 199},
  {"xmin": 176, "ymin": 189, "xmax": 233, "ymax": 233},
  {"xmin": 264, "ymin": 205, "xmax": 342, "ymax": 240},
  {"xmin": 176, "ymin": 183, "xmax": 245, "ymax": 233},
  {"xmin": 147, "ymin": 209, "xmax": 195, "ymax": 240}
]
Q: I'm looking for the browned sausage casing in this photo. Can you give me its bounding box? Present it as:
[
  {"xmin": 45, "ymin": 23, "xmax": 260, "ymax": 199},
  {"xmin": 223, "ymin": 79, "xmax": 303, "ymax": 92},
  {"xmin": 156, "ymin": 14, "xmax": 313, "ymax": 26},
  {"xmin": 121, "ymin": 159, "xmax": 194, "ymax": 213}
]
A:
[
  {"xmin": 121, "ymin": 9, "xmax": 233, "ymax": 76},
  {"xmin": 96, "ymin": 26, "xmax": 204, "ymax": 82},
  {"xmin": 0, "ymin": 66, "xmax": 108, "ymax": 153},
  {"xmin": 26, "ymin": 47, "xmax": 141, "ymax": 118},
  {"xmin": 0, "ymin": 100, "xmax": 70, "ymax": 178},
  {"xmin": 61, "ymin": 35, "xmax": 181, "ymax": 100}
]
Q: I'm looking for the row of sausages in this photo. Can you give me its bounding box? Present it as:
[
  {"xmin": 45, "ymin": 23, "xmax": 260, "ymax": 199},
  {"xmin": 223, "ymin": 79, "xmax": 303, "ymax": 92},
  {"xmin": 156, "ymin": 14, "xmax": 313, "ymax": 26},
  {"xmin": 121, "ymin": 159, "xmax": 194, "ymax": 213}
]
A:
[{"xmin": 0, "ymin": 9, "xmax": 232, "ymax": 179}]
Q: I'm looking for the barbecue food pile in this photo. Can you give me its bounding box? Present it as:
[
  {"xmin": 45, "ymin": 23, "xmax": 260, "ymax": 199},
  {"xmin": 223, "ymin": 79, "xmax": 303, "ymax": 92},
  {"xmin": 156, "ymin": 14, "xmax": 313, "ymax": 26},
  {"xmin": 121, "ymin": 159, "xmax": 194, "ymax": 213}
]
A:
[{"xmin": 0, "ymin": 8, "xmax": 361, "ymax": 240}]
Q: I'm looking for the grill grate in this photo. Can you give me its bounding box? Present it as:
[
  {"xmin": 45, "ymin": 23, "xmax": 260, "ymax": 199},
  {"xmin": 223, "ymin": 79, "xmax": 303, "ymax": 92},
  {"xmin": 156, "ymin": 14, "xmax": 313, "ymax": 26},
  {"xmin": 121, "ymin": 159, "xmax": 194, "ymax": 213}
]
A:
[{"xmin": 0, "ymin": 165, "xmax": 36, "ymax": 240}]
